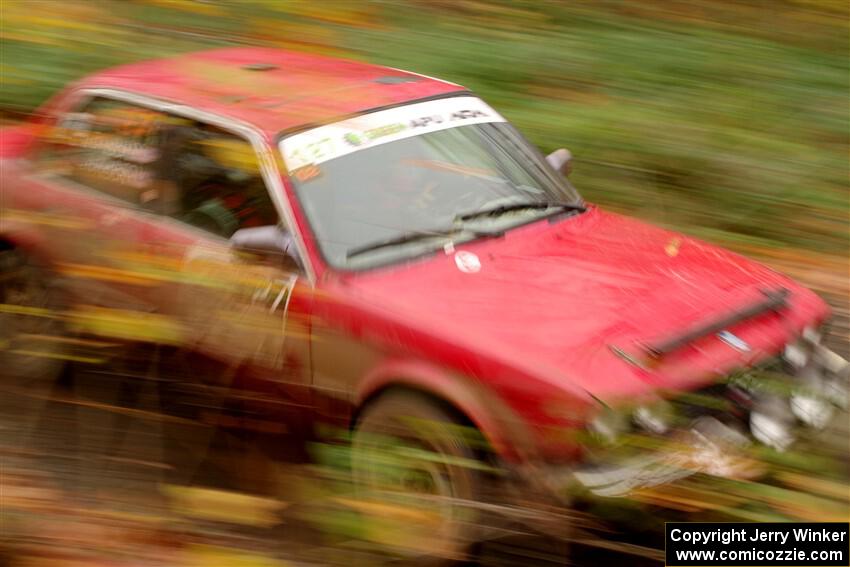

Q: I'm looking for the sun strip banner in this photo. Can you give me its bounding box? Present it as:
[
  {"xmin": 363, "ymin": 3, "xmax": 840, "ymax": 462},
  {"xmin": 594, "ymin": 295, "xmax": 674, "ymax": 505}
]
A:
[{"xmin": 280, "ymin": 96, "xmax": 506, "ymax": 171}]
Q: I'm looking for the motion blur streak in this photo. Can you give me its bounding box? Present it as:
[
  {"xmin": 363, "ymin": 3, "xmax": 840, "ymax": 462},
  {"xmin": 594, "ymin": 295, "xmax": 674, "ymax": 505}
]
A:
[{"xmin": 0, "ymin": 1, "xmax": 847, "ymax": 566}]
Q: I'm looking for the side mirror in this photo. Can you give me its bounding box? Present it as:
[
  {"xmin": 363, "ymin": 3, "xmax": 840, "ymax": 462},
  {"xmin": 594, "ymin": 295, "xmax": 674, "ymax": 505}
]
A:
[
  {"xmin": 230, "ymin": 225, "xmax": 301, "ymax": 270},
  {"xmin": 546, "ymin": 148, "xmax": 573, "ymax": 177}
]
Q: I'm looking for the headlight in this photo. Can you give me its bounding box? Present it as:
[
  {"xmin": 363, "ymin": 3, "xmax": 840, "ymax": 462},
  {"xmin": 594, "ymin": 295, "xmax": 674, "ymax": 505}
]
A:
[
  {"xmin": 588, "ymin": 407, "xmax": 630, "ymax": 445},
  {"xmin": 785, "ymin": 324, "xmax": 848, "ymax": 426},
  {"xmin": 790, "ymin": 394, "xmax": 833, "ymax": 429},
  {"xmin": 749, "ymin": 396, "xmax": 796, "ymax": 451},
  {"xmin": 749, "ymin": 411, "xmax": 794, "ymax": 451},
  {"xmin": 633, "ymin": 402, "xmax": 673, "ymax": 435},
  {"xmin": 802, "ymin": 326, "xmax": 822, "ymax": 344},
  {"xmin": 783, "ymin": 342, "xmax": 809, "ymax": 368},
  {"xmin": 588, "ymin": 400, "xmax": 674, "ymax": 444},
  {"xmin": 783, "ymin": 326, "xmax": 822, "ymax": 369},
  {"xmin": 813, "ymin": 343, "xmax": 850, "ymax": 409}
]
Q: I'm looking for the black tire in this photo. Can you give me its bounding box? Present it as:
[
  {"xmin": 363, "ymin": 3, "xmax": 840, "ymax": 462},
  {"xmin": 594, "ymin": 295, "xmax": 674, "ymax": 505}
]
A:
[{"xmin": 351, "ymin": 390, "xmax": 483, "ymax": 564}]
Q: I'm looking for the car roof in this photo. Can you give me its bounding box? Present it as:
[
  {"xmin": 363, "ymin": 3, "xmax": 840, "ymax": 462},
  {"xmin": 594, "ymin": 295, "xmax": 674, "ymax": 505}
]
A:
[{"xmin": 79, "ymin": 47, "xmax": 467, "ymax": 138}]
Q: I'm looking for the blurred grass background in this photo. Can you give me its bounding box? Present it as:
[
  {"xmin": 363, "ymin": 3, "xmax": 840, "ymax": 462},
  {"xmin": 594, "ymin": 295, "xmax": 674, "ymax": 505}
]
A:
[{"xmin": 1, "ymin": 0, "xmax": 848, "ymax": 255}]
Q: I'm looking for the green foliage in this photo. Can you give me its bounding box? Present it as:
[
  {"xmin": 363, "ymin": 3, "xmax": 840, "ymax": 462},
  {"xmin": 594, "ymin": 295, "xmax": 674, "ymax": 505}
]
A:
[{"xmin": 1, "ymin": 0, "xmax": 847, "ymax": 253}]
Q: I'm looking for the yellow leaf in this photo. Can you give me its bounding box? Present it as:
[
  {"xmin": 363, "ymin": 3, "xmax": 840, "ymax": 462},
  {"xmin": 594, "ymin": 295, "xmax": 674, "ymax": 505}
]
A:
[{"xmin": 162, "ymin": 485, "xmax": 286, "ymax": 528}]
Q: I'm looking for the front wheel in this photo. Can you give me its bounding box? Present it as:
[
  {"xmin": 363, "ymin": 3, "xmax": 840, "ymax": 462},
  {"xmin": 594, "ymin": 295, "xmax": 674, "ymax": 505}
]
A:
[{"xmin": 351, "ymin": 390, "xmax": 486, "ymax": 563}]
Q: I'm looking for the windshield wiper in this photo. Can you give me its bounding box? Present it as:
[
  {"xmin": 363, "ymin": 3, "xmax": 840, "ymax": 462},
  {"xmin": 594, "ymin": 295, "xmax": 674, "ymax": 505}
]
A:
[
  {"xmin": 346, "ymin": 227, "xmax": 500, "ymax": 259},
  {"xmin": 455, "ymin": 201, "xmax": 586, "ymax": 222}
]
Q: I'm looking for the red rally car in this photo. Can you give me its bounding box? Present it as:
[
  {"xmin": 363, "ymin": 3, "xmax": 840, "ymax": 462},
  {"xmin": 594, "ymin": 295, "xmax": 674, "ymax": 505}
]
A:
[{"xmin": 1, "ymin": 47, "xmax": 847, "ymax": 556}]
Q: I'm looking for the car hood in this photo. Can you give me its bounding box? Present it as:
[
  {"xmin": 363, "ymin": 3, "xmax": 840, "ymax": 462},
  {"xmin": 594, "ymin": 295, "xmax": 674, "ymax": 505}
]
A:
[{"xmin": 338, "ymin": 206, "xmax": 829, "ymax": 402}]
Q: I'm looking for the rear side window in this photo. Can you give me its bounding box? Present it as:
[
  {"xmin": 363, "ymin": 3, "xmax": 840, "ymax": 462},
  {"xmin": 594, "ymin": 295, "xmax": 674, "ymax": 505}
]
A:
[
  {"xmin": 37, "ymin": 97, "xmax": 280, "ymax": 238},
  {"xmin": 39, "ymin": 98, "xmax": 164, "ymax": 204}
]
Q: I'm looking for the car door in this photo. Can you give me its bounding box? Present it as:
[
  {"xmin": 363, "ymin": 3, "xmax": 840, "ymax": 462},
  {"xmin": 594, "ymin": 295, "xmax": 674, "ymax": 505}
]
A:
[
  {"xmin": 20, "ymin": 96, "xmax": 169, "ymax": 323},
  {"xmin": 110, "ymin": 104, "xmax": 315, "ymax": 448},
  {"xmin": 3, "ymin": 96, "xmax": 219, "ymax": 487},
  {"xmin": 28, "ymin": 92, "xmax": 314, "ymax": 454},
  {"xmin": 31, "ymin": 93, "xmax": 311, "ymax": 379}
]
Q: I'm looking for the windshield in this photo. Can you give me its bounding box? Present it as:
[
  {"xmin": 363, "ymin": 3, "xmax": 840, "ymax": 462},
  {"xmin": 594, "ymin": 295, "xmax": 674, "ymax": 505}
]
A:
[{"xmin": 280, "ymin": 96, "xmax": 582, "ymax": 270}]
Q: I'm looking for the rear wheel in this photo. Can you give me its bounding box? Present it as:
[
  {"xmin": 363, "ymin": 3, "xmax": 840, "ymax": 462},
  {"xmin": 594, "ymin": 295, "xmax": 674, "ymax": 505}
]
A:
[
  {"xmin": 0, "ymin": 248, "xmax": 68, "ymax": 439},
  {"xmin": 351, "ymin": 390, "xmax": 484, "ymax": 564}
]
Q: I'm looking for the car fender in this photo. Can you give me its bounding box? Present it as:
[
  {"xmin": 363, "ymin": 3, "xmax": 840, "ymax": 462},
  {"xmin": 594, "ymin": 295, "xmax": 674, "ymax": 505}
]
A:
[{"xmin": 356, "ymin": 357, "xmax": 538, "ymax": 463}]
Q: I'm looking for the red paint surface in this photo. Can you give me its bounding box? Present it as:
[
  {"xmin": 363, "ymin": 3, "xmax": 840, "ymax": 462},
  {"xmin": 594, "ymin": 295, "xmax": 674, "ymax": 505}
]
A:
[
  {"xmin": 0, "ymin": 48, "xmax": 831, "ymax": 463},
  {"xmin": 326, "ymin": 206, "xmax": 829, "ymax": 457},
  {"xmin": 77, "ymin": 47, "xmax": 464, "ymax": 137}
]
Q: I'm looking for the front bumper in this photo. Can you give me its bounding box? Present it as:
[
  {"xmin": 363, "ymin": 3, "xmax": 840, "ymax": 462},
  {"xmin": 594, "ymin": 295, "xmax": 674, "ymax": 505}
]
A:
[{"xmin": 551, "ymin": 342, "xmax": 849, "ymax": 499}]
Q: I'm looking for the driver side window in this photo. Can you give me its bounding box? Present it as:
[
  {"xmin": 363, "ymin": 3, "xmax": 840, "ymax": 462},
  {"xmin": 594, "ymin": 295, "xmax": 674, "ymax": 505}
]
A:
[{"xmin": 156, "ymin": 120, "xmax": 279, "ymax": 239}]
